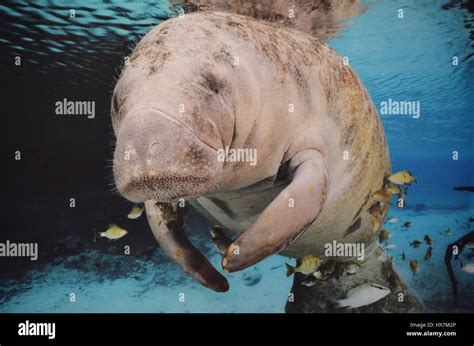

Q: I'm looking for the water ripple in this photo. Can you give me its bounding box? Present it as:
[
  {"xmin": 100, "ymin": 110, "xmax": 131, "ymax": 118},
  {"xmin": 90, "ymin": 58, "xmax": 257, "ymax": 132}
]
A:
[{"xmin": 0, "ymin": 0, "xmax": 177, "ymax": 85}]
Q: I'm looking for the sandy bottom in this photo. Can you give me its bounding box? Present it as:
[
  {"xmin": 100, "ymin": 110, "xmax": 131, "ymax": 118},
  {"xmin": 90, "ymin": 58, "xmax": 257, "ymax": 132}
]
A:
[
  {"xmin": 0, "ymin": 247, "xmax": 292, "ymax": 313},
  {"xmin": 1, "ymin": 208, "xmax": 473, "ymax": 313}
]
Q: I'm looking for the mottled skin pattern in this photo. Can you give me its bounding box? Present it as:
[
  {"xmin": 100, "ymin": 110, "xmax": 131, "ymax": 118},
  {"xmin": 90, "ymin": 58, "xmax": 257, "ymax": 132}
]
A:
[
  {"xmin": 171, "ymin": 0, "xmax": 365, "ymax": 40},
  {"xmin": 112, "ymin": 12, "xmax": 412, "ymax": 305},
  {"xmin": 115, "ymin": 11, "xmax": 390, "ymax": 257}
]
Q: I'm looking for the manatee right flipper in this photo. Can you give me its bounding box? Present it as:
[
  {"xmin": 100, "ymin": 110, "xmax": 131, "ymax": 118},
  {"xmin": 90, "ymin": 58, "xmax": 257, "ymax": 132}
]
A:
[
  {"xmin": 222, "ymin": 149, "xmax": 329, "ymax": 272},
  {"xmin": 144, "ymin": 200, "xmax": 229, "ymax": 292}
]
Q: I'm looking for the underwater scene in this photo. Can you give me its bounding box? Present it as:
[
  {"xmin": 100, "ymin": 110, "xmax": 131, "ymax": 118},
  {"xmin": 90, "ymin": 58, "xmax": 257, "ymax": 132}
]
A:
[{"xmin": 1, "ymin": 0, "xmax": 473, "ymax": 314}]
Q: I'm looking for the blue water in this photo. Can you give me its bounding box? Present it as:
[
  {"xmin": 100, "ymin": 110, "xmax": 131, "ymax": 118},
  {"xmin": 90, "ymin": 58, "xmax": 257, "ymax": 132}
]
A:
[
  {"xmin": 0, "ymin": 0, "xmax": 473, "ymax": 312},
  {"xmin": 329, "ymin": 0, "xmax": 474, "ymax": 159}
]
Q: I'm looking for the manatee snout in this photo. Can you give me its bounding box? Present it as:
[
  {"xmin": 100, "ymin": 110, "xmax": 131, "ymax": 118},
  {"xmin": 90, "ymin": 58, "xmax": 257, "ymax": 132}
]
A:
[{"xmin": 113, "ymin": 108, "xmax": 222, "ymax": 203}]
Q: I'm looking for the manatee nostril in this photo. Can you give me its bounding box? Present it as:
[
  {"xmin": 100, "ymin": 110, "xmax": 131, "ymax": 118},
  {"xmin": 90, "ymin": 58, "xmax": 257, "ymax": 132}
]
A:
[
  {"xmin": 148, "ymin": 141, "xmax": 160, "ymax": 154},
  {"xmin": 147, "ymin": 141, "xmax": 164, "ymax": 164}
]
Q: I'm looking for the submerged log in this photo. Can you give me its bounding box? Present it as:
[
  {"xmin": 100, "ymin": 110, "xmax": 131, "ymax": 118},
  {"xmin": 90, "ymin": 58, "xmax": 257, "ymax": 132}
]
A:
[{"xmin": 444, "ymin": 231, "xmax": 474, "ymax": 307}]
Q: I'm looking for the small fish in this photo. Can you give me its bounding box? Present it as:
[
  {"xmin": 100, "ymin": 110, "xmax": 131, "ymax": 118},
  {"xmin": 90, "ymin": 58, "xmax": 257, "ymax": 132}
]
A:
[
  {"xmin": 368, "ymin": 202, "xmax": 383, "ymax": 217},
  {"xmin": 301, "ymin": 275, "xmax": 318, "ymax": 287},
  {"xmin": 402, "ymin": 221, "xmax": 412, "ymax": 229},
  {"xmin": 313, "ymin": 271, "xmax": 323, "ymax": 280},
  {"xmin": 316, "ymin": 259, "xmax": 337, "ymax": 280},
  {"xmin": 385, "ymin": 217, "xmax": 398, "ymax": 224},
  {"xmin": 388, "ymin": 170, "xmax": 416, "ymax": 185},
  {"xmin": 210, "ymin": 226, "xmax": 233, "ymax": 255},
  {"xmin": 379, "ymin": 229, "xmax": 391, "ymax": 243},
  {"xmin": 465, "ymin": 241, "xmax": 474, "ymax": 249},
  {"xmin": 387, "ymin": 186, "xmax": 403, "ymax": 195},
  {"xmin": 401, "ymin": 252, "xmax": 406, "ymax": 261},
  {"xmin": 424, "ymin": 246, "xmax": 432, "ymax": 260},
  {"xmin": 155, "ymin": 202, "xmax": 177, "ymax": 223},
  {"xmin": 372, "ymin": 218, "xmax": 381, "ymax": 232},
  {"xmin": 385, "ymin": 244, "xmax": 396, "ymax": 250},
  {"xmin": 286, "ymin": 255, "xmax": 323, "ymax": 276},
  {"xmin": 423, "ymin": 234, "xmax": 432, "ymax": 246},
  {"xmin": 410, "ymin": 260, "xmax": 420, "ymax": 275},
  {"xmin": 345, "ymin": 263, "xmax": 361, "ymax": 275},
  {"xmin": 331, "ymin": 283, "xmax": 391, "ymax": 309},
  {"xmin": 127, "ymin": 205, "xmax": 144, "ymax": 219},
  {"xmin": 461, "ymin": 263, "xmax": 474, "ymax": 274},
  {"xmin": 440, "ymin": 228, "xmax": 453, "ymax": 236},
  {"xmin": 410, "ymin": 240, "xmax": 422, "ymax": 248},
  {"xmin": 373, "ymin": 189, "xmax": 391, "ymax": 204},
  {"xmin": 95, "ymin": 224, "xmax": 128, "ymax": 241}
]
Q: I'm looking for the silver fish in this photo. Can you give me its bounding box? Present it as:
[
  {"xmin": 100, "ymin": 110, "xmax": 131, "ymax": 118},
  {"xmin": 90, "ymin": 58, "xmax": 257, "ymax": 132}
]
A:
[
  {"xmin": 461, "ymin": 263, "xmax": 474, "ymax": 274},
  {"xmin": 331, "ymin": 283, "xmax": 391, "ymax": 309}
]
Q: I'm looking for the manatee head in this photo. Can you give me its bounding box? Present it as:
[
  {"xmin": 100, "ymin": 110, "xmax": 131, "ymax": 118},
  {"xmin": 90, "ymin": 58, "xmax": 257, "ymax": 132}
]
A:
[
  {"xmin": 113, "ymin": 107, "xmax": 224, "ymax": 203},
  {"xmin": 111, "ymin": 20, "xmax": 241, "ymax": 203}
]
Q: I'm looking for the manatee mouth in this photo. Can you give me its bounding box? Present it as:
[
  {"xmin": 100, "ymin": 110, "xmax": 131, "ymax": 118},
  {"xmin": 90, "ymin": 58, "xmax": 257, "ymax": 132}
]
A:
[
  {"xmin": 120, "ymin": 174, "xmax": 213, "ymax": 203},
  {"xmin": 112, "ymin": 107, "xmax": 223, "ymax": 203}
]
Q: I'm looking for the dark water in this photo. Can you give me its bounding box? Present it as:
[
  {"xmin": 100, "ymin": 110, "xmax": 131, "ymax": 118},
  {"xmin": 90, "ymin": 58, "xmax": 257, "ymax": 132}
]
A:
[
  {"xmin": 2, "ymin": 0, "xmax": 176, "ymax": 239},
  {"xmin": 1, "ymin": 0, "xmax": 473, "ymax": 312}
]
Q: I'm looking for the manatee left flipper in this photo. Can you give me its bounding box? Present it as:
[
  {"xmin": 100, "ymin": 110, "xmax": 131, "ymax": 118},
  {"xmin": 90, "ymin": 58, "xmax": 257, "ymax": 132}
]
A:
[
  {"xmin": 144, "ymin": 200, "xmax": 229, "ymax": 292},
  {"xmin": 222, "ymin": 149, "xmax": 329, "ymax": 272}
]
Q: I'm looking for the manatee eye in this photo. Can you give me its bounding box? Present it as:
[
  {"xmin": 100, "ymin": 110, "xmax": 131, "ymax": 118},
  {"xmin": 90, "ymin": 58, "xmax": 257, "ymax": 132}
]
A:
[{"xmin": 201, "ymin": 71, "xmax": 225, "ymax": 94}]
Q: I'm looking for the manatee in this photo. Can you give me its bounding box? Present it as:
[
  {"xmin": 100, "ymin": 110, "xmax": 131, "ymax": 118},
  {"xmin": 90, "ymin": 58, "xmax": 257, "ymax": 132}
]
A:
[
  {"xmin": 111, "ymin": 11, "xmax": 423, "ymax": 311},
  {"xmin": 170, "ymin": 0, "xmax": 366, "ymax": 40}
]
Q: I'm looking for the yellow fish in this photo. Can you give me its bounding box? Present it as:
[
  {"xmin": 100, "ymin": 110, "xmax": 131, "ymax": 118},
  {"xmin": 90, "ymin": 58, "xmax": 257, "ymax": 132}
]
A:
[
  {"xmin": 378, "ymin": 229, "xmax": 391, "ymax": 242},
  {"xmin": 388, "ymin": 171, "xmax": 416, "ymax": 185},
  {"xmin": 286, "ymin": 255, "xmax": 322, "ymax": 276},
  {"xmin": 373, "ymin": 189, "xmax": 391, "ymax": 204},
  {"xmin": 387, "ymin": 186, "xmax": 404, "ymax": 196},
  {"xmin": 424, "ymin": 246, "xmax": 432, "ymax": 260},
  {"xmin": 423, "ymin": 234, "xmax": 432, "ymax": 246},
  {"xmin": 127, "ymin": 205, "xmax": 144, "ymax": 219},
  {"xmin": 95, "ymin": 224, "xmax": 128, "ymax": 241},
  {"xmin": 372, "ymin": 218, "xmax": 381, "ymax": 232},
  {"xmin": 410, "ymin": 260, "xmax": 420, "ymax": 275}
]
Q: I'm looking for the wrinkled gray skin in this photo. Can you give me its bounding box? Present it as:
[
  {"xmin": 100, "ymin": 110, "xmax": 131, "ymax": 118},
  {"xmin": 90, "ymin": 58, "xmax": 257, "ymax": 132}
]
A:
[{"xmin": 111, "ymin": 11, "xmax": 423, "ymax": 311}]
